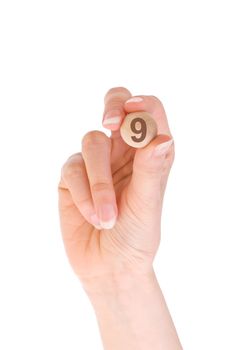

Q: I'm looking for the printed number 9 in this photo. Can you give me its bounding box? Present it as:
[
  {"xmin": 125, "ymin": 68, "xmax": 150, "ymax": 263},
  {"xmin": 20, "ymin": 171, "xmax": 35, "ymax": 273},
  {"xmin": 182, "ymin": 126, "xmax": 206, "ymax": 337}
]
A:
[{"xmin": 130, "ymin": 118, "xmax": 147, "ymax": 142}]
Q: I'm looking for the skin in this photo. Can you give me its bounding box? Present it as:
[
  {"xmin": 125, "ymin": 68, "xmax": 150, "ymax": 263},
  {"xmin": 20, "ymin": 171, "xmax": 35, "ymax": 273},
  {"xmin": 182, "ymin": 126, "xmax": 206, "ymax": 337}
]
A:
[{"xmin": 58, "ymin": 87, "xmax": 183, "ymax": 349}]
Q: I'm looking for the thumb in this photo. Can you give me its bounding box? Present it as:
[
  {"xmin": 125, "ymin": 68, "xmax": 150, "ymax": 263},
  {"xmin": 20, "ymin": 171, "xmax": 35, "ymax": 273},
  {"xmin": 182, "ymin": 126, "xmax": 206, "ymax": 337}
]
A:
[{"xmin": 129, "ymin": 134, "xmax": 174, "ymax": 206}]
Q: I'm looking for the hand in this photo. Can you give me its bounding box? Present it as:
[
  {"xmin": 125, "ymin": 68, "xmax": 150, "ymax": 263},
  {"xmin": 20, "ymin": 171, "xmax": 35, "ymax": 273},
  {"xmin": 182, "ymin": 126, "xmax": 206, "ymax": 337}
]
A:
[{"xmin": 58, "ymin": 87, "xmax": 174, "ymax": 285}]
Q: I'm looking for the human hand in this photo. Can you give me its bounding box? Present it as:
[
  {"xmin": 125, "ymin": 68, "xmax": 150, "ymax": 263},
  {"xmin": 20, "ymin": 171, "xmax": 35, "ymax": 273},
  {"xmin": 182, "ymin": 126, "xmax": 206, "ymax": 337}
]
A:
[{"xmin": 58, "ymin": 87, "xmax": 174, "ymax": 286}]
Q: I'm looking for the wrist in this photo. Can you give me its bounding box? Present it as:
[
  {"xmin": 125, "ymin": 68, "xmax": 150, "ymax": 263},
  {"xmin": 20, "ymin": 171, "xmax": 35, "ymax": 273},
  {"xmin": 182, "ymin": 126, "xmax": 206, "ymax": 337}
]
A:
[
  {"xmin": 80, "ymin": 267, "xmax": 182, "ymax": 350},
  {"xmin": 80, "ymin": 267, "xmax": 157, "ymax": 300}
]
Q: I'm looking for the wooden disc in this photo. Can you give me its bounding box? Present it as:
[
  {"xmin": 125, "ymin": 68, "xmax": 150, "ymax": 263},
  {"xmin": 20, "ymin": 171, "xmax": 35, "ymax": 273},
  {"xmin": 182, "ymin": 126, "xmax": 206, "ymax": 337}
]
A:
[{"xmin": 120, "ymin": 111, "xmax": 158, "ymax": 148}]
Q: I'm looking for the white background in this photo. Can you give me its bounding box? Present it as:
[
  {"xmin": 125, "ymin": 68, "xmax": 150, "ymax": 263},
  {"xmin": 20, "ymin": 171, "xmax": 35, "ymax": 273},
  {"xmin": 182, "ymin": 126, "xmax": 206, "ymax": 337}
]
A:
[{"xmin": 0, "ymin": 0, "xmax": 233, "ymax": 349}]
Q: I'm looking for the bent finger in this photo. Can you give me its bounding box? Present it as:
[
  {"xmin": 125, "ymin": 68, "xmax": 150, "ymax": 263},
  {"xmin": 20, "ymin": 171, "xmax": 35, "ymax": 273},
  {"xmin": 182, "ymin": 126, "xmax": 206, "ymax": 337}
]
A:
[
  {"xmin": 82, "ymin": 131, "xmax": 117, "ymax": 229},
  {"xmin": 60, "ymin": 153, "xmax": 102, "ymax": 229},
  {"xmin": 102, "ymin": 86, "xmax": 132, "ymax": 131}
]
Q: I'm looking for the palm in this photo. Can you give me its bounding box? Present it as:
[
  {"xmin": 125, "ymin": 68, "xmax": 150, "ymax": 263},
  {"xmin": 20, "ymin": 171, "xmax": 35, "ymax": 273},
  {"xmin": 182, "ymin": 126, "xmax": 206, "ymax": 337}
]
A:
[{"xmin": 59, "ymin": 130, "xmax": 161, "ymax": 279}]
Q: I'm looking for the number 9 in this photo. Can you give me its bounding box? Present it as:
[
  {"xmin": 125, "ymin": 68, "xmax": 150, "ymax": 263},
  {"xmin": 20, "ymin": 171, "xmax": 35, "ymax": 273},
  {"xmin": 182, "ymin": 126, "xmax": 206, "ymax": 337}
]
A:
[{"xmin": 130, "ymin": 118, "xmax": 147, "ymax": 142}]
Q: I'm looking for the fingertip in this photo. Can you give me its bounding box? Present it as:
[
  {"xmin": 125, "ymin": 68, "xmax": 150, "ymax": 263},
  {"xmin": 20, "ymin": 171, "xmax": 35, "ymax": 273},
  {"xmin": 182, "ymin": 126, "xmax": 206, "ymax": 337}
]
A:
[
  {"xmin": 153, "ymin": 139, "xmax": 174, "ymax": 157},
  {"xmin": 97, "ymin": 202, "xmax": 117, "ymax": 230},
  {"xmin": 124, "ymin": 96, "xmax": 144, "ymax": 112},
  {"xmin": 102, "ymin": 110, "xmax": 124, "ymax": 130}
]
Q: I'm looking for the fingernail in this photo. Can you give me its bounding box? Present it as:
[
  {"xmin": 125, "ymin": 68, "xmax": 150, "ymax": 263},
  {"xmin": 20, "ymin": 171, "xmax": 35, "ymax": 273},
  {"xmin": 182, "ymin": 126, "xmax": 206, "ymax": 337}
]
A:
[
  {"xmin": 103, "ymin": 110, "xmax": 121, "ymax": 126},
  {"xmin": 153, "ymin": 139, "xmax": 174, "ymax": 157},
  {"xmin": 103, "ymin": 117, "xmax": 121, "ymax": 126},
  {"xmin": 91, "ymin": 214, "xmax": 102, "ymax": 230},
  {"xmin": 98, "ymin": 204, "xmax": 116, "ymax": 229},
  {"xmin": 125, "ymin": 96, "xmax": 143, "ymax": 104}
]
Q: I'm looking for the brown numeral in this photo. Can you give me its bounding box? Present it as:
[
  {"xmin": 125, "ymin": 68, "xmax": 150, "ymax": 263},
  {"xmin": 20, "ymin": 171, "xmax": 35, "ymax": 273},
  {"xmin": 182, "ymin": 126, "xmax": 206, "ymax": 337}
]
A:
[{"xmin": 130, "ymin": 118, "xmax": 147, "ymax": 142}]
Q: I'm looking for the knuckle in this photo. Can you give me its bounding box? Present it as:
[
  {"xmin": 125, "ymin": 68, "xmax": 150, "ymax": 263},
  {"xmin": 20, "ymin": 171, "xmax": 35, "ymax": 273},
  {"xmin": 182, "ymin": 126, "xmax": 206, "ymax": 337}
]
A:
[
  {"xmin": 66, "ymin": 152, "xmax": 83, "ymax": 162},
  {"xmin": 61, "ymin": 157, "xmax": 83, "ymax": 180},
  {"xmin": 76, "ymin": 196, "xmax": 91, "ymax": 205},
  {"xmin": 133, "ymin": 164, "xmax": 162, "ymax": 179},
  {"xmin": 82, "ymin": 130, "xmax": 109, "ymax": 148},
  {"xmin": 150, "ymin": 96, "xmax": 165, "ymax": 113},
  {"xmin": 104, "ymin": 86, "xmax": 131, "ymax": 102},
  {"xmin": 166, "ymin": 147, "xmax": 175, "ymax": 165},
  {"xmin": 149, "ymin": 95, "xmax": 164, "ymax": 109},
  {"xmin": 91, "ymin": 182, "xmax": 112, "ymax": 193}
]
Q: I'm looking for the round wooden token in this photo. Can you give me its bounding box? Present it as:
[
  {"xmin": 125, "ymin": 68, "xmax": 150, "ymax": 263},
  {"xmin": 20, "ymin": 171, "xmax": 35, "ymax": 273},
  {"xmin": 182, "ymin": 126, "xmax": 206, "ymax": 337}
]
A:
[{"xmin": 120, "ymin": 111, "xmax": 158, "ymax": 148}]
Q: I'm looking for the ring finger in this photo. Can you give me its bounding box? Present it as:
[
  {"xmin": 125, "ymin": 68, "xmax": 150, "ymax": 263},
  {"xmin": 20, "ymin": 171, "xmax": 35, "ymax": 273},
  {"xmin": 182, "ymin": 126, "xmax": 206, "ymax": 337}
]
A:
[{"xmin": 60, "ymin": 153, "xmax": 101, "ymax": 229}]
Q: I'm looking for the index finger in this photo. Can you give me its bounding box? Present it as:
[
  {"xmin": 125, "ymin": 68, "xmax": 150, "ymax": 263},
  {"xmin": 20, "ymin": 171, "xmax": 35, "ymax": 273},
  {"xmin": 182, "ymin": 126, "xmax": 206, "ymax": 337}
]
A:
[{"xmin": 102, "ymin": 87, "xmax": 132, "ymax": 131}]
